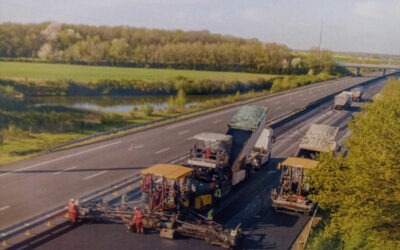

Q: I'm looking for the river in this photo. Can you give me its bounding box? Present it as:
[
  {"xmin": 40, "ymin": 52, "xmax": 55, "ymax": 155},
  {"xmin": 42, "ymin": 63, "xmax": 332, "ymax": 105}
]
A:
[{"xmin": 24, "ymin": 95, "xmax": 229, "ymax": 113}]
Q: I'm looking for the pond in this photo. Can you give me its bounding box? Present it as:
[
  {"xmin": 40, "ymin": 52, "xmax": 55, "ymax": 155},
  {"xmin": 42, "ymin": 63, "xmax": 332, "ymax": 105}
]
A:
[{"xmin": 24, "ymin": 95, "xmax": 229, "ymax": 113}]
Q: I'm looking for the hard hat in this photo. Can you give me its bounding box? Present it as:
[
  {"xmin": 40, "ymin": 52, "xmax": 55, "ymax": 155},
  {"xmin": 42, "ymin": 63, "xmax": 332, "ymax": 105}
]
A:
[{"xmin": 70, "ymin": 198, "xmax": 74, "ymax": 202}]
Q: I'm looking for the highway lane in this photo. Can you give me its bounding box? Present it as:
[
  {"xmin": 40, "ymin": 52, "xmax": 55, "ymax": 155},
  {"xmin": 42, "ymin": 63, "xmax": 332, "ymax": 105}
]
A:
[
  {"xmin": 25, "ymin": 72, "xmax": 390, "ymax": 250},
  {"xmin": 0, "ymin": 72, "xmax": 384, "ymax": 230}
]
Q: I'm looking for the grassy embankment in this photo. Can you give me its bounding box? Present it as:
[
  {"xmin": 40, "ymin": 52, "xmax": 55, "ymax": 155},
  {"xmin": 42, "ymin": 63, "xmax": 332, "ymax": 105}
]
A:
[{"xmin": 0, "ymin": 62, "xmax": 336, "ymax": 164}]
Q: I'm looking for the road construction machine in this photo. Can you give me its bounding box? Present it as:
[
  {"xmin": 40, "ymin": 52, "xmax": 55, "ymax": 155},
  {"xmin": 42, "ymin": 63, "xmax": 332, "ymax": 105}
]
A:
[
  {"xmin": 76, "ymin": 164, "xmax": 242, "ymax": 248},
  {"xmin": 139, "ymin": 164, "xmax": 242, "ymax": 248},
  {"xmin": 271, "ymin": 124, "xmax": 339, "ymax": 214},
  {"xmin": 76, "ymin": 105, "xmax": 271, "ymax": 248},
  {"xmin": 185, "ymin": 105, "xmax": 273, "ymax": 210}
]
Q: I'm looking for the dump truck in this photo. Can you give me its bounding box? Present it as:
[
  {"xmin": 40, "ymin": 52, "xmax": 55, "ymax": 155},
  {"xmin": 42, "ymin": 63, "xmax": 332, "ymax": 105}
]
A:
[
  {"xmin": 227, "ymin": 105, "xmax": 268, "ymax": 185},
  {"xmin": 351, "ymin": 86, "xmax": 364, "ymax": 102},
  {"xmin": 333, "ymin": 91, "xmax": 352, "ymax": 110},
  {"xmin": 271, "ymin": 124, "xmax": 339, "ymax": 214}
]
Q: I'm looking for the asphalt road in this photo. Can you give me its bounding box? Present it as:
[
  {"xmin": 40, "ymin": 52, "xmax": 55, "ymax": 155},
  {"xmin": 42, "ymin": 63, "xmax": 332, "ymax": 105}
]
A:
[
  {"xmin": 12, "ymin": 73, "xmax": 389, "ymax": 250},
  {"xmin": 0, "ymin": 72, "xmax": 386, "ymax": 230}
]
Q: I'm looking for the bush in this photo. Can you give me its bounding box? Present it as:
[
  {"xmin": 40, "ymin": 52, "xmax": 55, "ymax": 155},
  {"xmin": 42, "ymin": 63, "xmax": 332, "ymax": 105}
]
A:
[{"xmin": 141, "ymin": 104, "xmax": 154, "ymax": 116}]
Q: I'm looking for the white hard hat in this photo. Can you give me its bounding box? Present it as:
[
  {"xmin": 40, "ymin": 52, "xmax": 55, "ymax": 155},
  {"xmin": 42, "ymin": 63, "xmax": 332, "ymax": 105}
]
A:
[{"xmin": 70, "ymin": 198, "xmax": 75, "ymax": 202}]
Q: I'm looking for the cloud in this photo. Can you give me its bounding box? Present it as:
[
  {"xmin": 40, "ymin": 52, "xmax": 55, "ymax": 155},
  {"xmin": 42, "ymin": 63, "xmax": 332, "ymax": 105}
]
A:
[
  {"xmin": 242, "ymin": 8, "xmax": 268, "ymax": 23},
  {"xmin": 353, "ymin": 1, "xmax": 396, "ymax": 19}
]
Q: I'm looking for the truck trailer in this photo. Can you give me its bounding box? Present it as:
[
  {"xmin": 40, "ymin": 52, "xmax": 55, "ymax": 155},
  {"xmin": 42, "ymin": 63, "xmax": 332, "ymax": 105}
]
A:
[{"xmin": 333, "ymin": 91, "xmax": 352, "ymax": 110}]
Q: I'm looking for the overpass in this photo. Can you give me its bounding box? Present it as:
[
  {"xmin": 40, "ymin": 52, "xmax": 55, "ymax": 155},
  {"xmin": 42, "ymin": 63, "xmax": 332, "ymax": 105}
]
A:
[{"xmin": 338, "ymin": 62, "xmax": 400, "ymax": 76}]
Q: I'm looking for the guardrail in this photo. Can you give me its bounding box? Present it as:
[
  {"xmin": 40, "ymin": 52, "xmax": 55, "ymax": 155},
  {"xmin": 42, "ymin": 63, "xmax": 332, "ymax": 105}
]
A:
[{"xmin": 1, "ymin": 72, "xmax": 395, "ymax": 248}]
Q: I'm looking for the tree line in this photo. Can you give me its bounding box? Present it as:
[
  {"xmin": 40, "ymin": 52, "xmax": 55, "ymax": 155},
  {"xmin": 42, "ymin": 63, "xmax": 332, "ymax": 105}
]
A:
[
  {"xmin": 308, "ymin": 78, "xmax": 400, "ymax": 249},
  {"xmin": 0, "ymin": 22, "xmax": 335, "ymax": 74}
]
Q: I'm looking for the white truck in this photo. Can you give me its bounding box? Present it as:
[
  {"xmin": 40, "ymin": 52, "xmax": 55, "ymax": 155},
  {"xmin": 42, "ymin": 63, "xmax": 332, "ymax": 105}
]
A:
[
  {"xmin": 333, "ymin": 91, "xmax": 352, "ymax": 110},
  {"xmin": 351, "ymin": 86, "xmax": 364, "ymax": 102},
  {"xmin": 247, "ymin": 127, "xmax": 274, "ymax": 169}
]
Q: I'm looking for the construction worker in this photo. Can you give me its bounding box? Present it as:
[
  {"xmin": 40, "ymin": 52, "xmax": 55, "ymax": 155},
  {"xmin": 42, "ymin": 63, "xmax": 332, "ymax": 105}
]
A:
[
  {"xmin": 133, "ymin": 207, "xmax": 144, "ymax": 233},
  {"xmin": 214, "ymin": 186, "xmax": 222, "ymax": 207},
  {"xmin": 121, "ymin": 193, "xmax": 128, "ymax": 210},
  {"xmin": 67, "ymin": 198, "xmax": 78, "ymax": 224},
  {"xmin": 207, "ymin": 208, "xmax": 214, "ymax": 221},
  {"xmin": 204, "ymin": 147, "xmax": 212, "ymax": 159}
]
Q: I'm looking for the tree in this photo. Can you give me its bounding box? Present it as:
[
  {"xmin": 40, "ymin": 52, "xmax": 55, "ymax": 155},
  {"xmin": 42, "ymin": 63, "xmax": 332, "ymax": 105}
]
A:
[{"xmin": 308, "ymin": 79, "xmax": 400, "ymax": 249}]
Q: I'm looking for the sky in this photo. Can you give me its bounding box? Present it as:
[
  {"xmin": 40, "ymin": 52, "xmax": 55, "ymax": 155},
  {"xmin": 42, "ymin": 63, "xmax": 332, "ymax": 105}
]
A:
[{"xmin": 0, "ymin": 0, "xmax": 399, "ymax": 55}]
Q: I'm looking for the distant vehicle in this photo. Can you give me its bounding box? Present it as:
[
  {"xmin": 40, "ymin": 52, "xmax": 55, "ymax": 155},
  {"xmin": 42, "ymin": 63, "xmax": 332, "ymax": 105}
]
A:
[
  {"xmin": 351, "ymin": 86, "xmax": 364, "ymax": 102},
  {"xmin": 333, "ymin": 91, "xmax": 352, "ymax": 110},
  {"xmin": 271, "ymin": 124, "xmax": 340, "ymax": 214}
]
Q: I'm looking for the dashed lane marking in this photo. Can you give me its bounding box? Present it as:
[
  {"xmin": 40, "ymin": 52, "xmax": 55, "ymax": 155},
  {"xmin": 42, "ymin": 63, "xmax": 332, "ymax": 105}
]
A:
[
  {"xmin": 53, "ymin": 166, "xmax": 77, "ymax": 175},
  {"xmin": 83, "ymin": 170, "xmax": 108, "ymax": 181},
  {"xmin": 155, "ymin": 147, "xmax": 171, "ymax": 154},
  {"xmin": 0, "ymin": 206, "xmax": 10, "ymax": 212},
  {"xmin": 0, "ymin": 141, "xmax": 121, "ymax": 177},
  {"xmin": 178, "ymin": 130, "xmax": 189, "ymax": 135}
]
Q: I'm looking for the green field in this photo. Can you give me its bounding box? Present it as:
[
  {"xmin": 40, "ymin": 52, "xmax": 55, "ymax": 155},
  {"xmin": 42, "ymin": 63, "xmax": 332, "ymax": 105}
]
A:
[
  {"xmin": 333, "ymin": 54, "xmax": 400, "ymax": 65},
  {"xmin": 0, "ymin": 61, "xmax": 277, "ymax": 83}
]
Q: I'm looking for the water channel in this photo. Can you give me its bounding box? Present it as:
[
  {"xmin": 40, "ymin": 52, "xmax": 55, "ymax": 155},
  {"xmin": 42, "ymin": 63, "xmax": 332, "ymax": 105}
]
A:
[{"xmin": 24, "ymin": 94, "xmax": 230, "ymax": 113}]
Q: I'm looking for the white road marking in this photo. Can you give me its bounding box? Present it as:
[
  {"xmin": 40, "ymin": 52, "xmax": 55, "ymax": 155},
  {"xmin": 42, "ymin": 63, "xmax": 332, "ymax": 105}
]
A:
[
  {"xmin": 0, "ymin": 205, "xmax": 10, "ymax": 212},
  {"xmin": 213, "ymin": 119, "xmax": 222, "ymax": 124},
  {"xmin": 53, "ymin": 166, "xmax": 77, "ymax": 175},
  {"xmin": 0, "ymin": 141, "xmax": 121, "ymax": 177},
  {"xmin": 83, "ymin": 170, "xmax": 108, "ymax": 181},
  {"xmin": 170, "ymin": 154, "xmax": 189, "ymax": 164},
  {"xmin": 178, "ymin": 130, "xmax": 189, "ymax": 135},
  {"xmin": 156, "ymin": 147, "xmax": 171, "ymax": 154},
  {"xmin": 186, "ymin": 137, "xmax": 193, "ymax": 141},
  {"xmin": 134, "ymin": 144, "xmax": 144, "ymax": 149}
]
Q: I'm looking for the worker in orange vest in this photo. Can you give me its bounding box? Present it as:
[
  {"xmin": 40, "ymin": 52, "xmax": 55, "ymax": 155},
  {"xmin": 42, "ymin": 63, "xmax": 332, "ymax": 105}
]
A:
[
  {"xmin": 204, "ymin": 147, "xmax": 212, "ymax": 159},
  {"xmin": 67, "ymin": 198, "xmax": 78, "ymax": 224},
  {"xmin": 133, "ymin": 207, "xmax": 144, "ymax": 233}
]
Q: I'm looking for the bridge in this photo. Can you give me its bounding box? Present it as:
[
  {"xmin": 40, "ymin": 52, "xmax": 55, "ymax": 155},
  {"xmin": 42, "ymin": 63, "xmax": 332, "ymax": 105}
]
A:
[{"xmin": 338, "ymin": 62, "xmax": 400, "ymax": 76}]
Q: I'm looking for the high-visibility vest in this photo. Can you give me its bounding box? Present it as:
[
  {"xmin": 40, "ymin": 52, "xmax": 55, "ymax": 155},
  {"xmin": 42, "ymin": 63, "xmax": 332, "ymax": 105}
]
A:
[
  {"xmin": 68, "ymin": 202, "xmax": 77, "ymax": 214},
  {"xmin": 134, "ymin": 210, "xmax": 143, "ymax": 223},
  {"xmin": 207, "ymin": 209, "xmax": 213, "ymax": 219},
  {"xmin": 214, "ymin": 188, "xmax": 221, "ymax": 198},
  {"xmin": 121, "ymin": 194, "xmax": 127, "ymax": 203}
]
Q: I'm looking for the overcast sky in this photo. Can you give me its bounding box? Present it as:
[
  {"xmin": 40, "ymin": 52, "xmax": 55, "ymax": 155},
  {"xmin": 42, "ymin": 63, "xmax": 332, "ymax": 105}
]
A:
[{"xmin": 1, "ymin": 0, "xmax": 399, "ymax": 55}]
